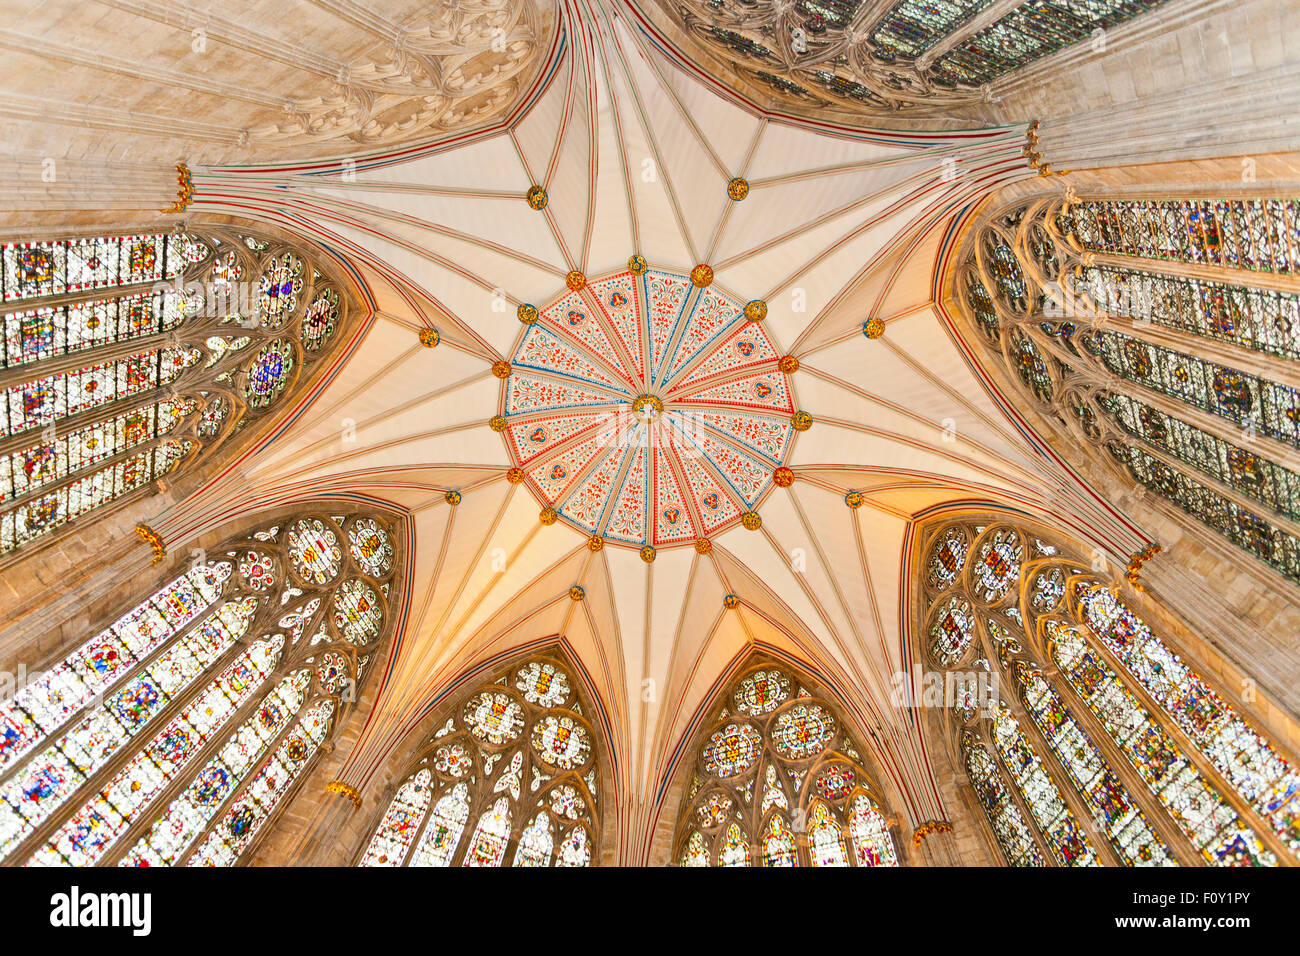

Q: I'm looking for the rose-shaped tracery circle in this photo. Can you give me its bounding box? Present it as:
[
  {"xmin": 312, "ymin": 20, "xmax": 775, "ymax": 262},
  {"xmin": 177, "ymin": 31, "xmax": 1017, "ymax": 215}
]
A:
[{"xmin": 499, "ymin": 267, "xmax": 798, "ymax": 548}]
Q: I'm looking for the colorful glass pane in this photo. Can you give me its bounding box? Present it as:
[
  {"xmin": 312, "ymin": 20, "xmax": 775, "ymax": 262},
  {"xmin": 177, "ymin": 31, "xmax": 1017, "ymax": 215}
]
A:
[
  {"xmin": 287, "ymin": 519, "xmax": 341, "ymax": 584},
  {"xmin": 1077, "ymin": 585, "xmax": 1300, "ymax": 852},
  {"xmin": 771, "ymin": 704, "xmax": 836, "ymax": 759},
  {"xmin": 848, "ymin": 795, "xmax": 899, "ymax": 867},
  {"xmin": 347, "ymin": 518, "xmax": 393, "ymax": 577},
  {"xmin": 332, "ymin": 578, "xmax": 382, "ymax": 644},
  {"xmin": 990, "ymin": 702, "xmax": 1100, "ymax": 867},
  {"xmin": 1050, "ymin": 621, "xmax": 1274, "ymax": 866},
  {"xmin": 408, "ymin": 783, "xmax": 470, "ymax": 867},
  {"xmin": 702, "ymin": 723, "xmax": 762, "ymax": 777},
  {"xmin": 359, "ymin": 770, "xmax": 432, "ymax": 867},
  {"xmin": 966, "ymin": 740, "xmax": 1045, "ymax": 866},
  {"xmin": 761, "ymin": 814, "xmax": 798, "ymax": 867},
  {"xmin": 514, "ymin": 661, "xmax": 570, "ymax": 707},
  {"xmin": 463, "ymin": 797, "xmax": 512, "ymax": 867},
  {"xmin": 243, "ymin": 339, "xmax": 294, "ymax": 408},
  {"xmin": 31, "ymin": 637, "xmax": 285, "ymax": 865},
  {"xmin": 732, "ymin": 669, "xmax": 790, "ymax": 716},
  {"xmin": 531, "ymin": 714, "xmax": 591, "ymax": 769},
  {"xmin": 464, "ymin": 692, "xmax": 525, "ymax": 745},
  {"xmin": 122, "ymin": 671, "xmax": 310, "ymax": 866}
]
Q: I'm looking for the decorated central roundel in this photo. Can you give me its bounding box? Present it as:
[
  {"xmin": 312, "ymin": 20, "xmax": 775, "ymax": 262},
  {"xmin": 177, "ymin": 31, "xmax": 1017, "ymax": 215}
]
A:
[{"xmin": 499, "ymin": 267, "xmax": 797, "ymax": 547}]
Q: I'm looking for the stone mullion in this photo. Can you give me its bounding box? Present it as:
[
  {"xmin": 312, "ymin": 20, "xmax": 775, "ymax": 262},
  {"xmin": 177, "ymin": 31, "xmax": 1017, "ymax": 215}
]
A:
[
  {"xmin": 4, "ymin": 585, "xmax": 270, "ymax": 864},
  {"xmin": 173, "ymin": 689, "xmax": 321, "ymax": 868},
  {"xmin": 1076, "ymin": 311, "xmax": 1300, "ymax": 394},
  {"xmin": 913, "ymin": 0, "xmax": 1026, "ymax": 73},
  {"xmin": 1, "ymin": 430, "xmax": 187, "ymax": 518},
  {"xmin": 971, "ymin": 720, "xmax": 1060, "ymax": 867},
  {"xmin": 0, "ymin": 250, "xmax": 221, "ymax": 391},
  {"xmin": 1054, "ymin": 356, "xmax": 1300, "ymax": 473},
  {"xmin": 1082, "ymin": 399, "xmax": 1300, "ymax": 542},
  {"xmin": 100, "ymin": 650, "xmax": 313, "ymax": 868},
  {"xmin": 1034, "ymin": 655, "xmax": 1205, "ymax": 866},
  {"xmin": 449, "ymin": 745, "xmax": 499, "ymax": 867},
  {"xmin": 97, "ymin": 605, "xmax": 323, "ymax": 867},
  {"xmin": 985, "ymin": 648, "xmax": 1124, "ymax": 866},
  {"xmin": 1073, "ymin": 617, "xmax": 1298, "ymax": 866},
  {"xmin": 1082, "ymin": 251, "xmax": 1300, "ymax": 297}
]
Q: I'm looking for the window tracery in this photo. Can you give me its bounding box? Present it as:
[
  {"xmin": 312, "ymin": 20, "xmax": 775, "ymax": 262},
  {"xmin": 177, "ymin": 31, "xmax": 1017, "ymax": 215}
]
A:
[
  {"xmin": 0, "ymin": 510, "xmax": 398, "ymax": 866},
  {"xmin": 0, "ymin": 228, "xmax": 351, "ymax": 559},
  {"xmin": 357, "ymin": 653, "xmax": 602, "ymax": 867},
  {"xmin": 920, "ymin": 518, "xmax": 1299, "ymax": 866},
  {"xmin": 957, "ymin": 197, "xmax": 1300, "ymax": 586},
  {"xmin": 672, "ymin": 661, "xmax": 901, "ymax": 867},
  {"xmin": 664, "ymin": 0, "xmax": 1172, "ymax": 114}
]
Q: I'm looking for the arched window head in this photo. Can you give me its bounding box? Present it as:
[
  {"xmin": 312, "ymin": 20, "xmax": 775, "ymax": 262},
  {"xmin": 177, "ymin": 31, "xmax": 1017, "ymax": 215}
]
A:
[
  {"xmin": 957, "ymin": 196, "xmax": 1300, "ymax": 588},
  {"xmin": 357, "ymin": 653, "xmax": 603, "ymax": 867},
  {"xmin": 672, "ymin": 660, "xmax": 901, "ymax": 867},
  {"xmin": 664, "ymin": 0, "xmax": 1171, "ymax": 113},
  {"xmin": 918, "ymin": 517, "xmax": 1300, "ymax": 866},
  {"xmin": 0, "ymin": 227, "xmax": 353, "ymax": 560},
  {"xmin": 0, "ymin": 510, "xmax": 399, "ymax": 866}
]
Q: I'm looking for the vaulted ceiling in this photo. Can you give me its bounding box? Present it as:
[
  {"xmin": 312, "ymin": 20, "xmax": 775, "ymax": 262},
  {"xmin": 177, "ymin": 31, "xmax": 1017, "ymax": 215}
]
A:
[
  {"xmin": 3, "ymin": 0, "xmax": 1298, "ymax": 859},
  {"xmin": 131, "ymin": 3, "xmax": 1174, "ymax": 847}
]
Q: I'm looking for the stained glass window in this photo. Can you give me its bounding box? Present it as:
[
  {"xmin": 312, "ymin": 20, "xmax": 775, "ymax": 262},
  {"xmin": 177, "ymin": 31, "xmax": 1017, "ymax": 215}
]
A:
[
  {"xmin": 673, "ymin": 661, "xmax": 901, "ymax": 867},
  {"xmin": 0, "ymin": 229, "xmax": 351, "ymax": 560},
  {"xmin": 868, "ymin": 0, "xmax": 995, "ymax": 60},
  {"xmin": 675, "ymin": 0, "xmax": 1169, "ymax": 113},
  {"xmin": 962, "ymin": 196, "xmax": 1300, "ymax": 586},
  {"xmin": 1072, "ymin": 199, "xmax": 1300, "ymax": 273},
  {"xmin": 0, "ymin": 512, "xmax": 397, "ymax": 866},
  {"xmin": 1076, "ymin": 584, "xmax": 1300, "ymax": 853},
  {"xmin": 930, "ymin": 1, "xmax": 1171, "ymax": 87},
  {"xmin": 358, "ymin": 653, "xmax": 601, "ymax": 867},
  {"xmin": 964, "ymin": 737, "xmax": 1044, "ymax": 866},
  {"xmin": 921, "ymin": 518, "xmax": 1299, "ymax": 866}
]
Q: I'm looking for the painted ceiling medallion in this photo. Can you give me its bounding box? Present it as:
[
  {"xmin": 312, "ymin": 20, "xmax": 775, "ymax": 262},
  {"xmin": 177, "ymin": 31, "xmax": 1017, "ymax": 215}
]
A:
[
  {"xmin": 496, "ymin": 266, "xmax": 799, "ymax": 548},
  {"xmin": 526, "ymin": 185, "xmax": 549, "ymax": 210},
  {"xmin": 727, "ymin": 177, "xmax": 750, "ymax": 201},
  {"xmin": 419, "ymin": 327, "xmax": 441, "ymax": 347}
]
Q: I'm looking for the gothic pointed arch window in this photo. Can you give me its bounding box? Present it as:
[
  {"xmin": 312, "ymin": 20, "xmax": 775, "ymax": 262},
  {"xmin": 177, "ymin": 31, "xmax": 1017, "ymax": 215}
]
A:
[
  {"xmin": 0, "ymin": 227, "xmax": 351, "ymax": 561},
  {"xmin": 671, "ymin": 660, "xmax": 901, "ymax": 867},
  {"xmin": 919, "ymin": 517, "xmax": 1300, "ymax": 866},
  {"xmin": 357, "ymin": 652, "xmax": 603, "ymax": 867},
  {"xmin": 0, "ymin": 510, "xmax": 399, "ymax": 866},
  {"xmin": 957, "ymin": 195, "xmax": 1300, "ymax": 588},
  {"xmin": 665, "ymin": 0, "xmax": 1173, "ymax": 113}
]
